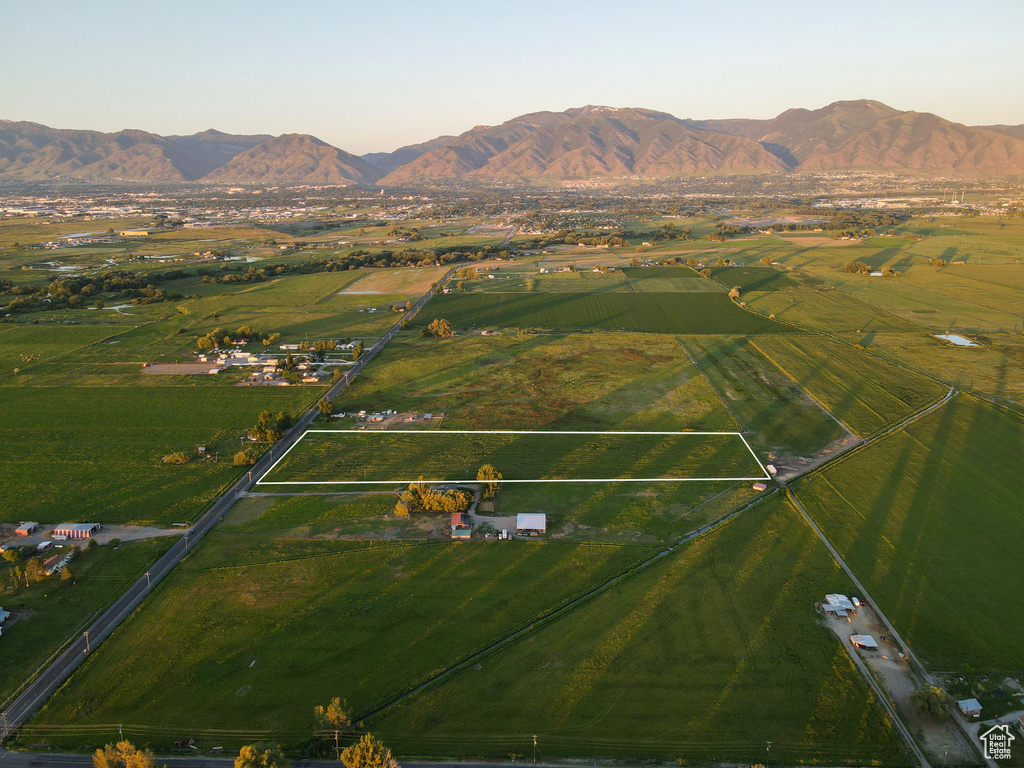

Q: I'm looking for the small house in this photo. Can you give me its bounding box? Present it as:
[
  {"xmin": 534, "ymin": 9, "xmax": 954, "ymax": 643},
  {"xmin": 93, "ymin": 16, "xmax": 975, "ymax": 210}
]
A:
[
  {"xmin": 958, "ymin": 698, "xmax": 982, "ymax": 717},
  {"xmin": 752, "ymin": 482, "xmax": 768, "ymax": 491}
]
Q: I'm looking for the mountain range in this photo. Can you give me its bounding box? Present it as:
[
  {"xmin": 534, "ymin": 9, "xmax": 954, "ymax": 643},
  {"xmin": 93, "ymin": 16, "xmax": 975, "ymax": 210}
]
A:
[{"xmin": 2, "ymin": 100, "xmax": 1023, "ymax": 185}]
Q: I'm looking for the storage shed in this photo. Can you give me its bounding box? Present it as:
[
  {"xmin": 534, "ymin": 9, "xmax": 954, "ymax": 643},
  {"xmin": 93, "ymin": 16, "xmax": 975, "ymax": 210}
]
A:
[
  {"xmin": 851, "ymin": 634, "xmax": 879, "ymax": 651},
  {"xmin": 15, "ymin": 522, "xmax": 39, "ymax": 536},
  {"xmin": 516, "ymin": 513, "xmax": 546, "ymax": 535}
]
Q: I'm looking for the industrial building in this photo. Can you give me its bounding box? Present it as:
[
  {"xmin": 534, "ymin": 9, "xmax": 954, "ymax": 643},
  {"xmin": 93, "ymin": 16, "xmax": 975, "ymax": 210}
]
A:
[{"xmin": 52, "ymin": 522, "xmax": 101, "ymax": 540}]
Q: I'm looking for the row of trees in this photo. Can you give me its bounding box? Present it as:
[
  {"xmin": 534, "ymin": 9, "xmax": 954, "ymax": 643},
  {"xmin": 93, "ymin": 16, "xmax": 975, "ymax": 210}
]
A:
[{"xmin": 249, "ymin": 411, "xmax": 293, "ymax": 443}]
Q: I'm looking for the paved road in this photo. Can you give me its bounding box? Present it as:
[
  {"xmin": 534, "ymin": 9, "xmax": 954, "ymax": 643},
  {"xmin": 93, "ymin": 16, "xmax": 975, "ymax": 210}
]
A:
[
  {"xmin": 0, "ymin": 266, "xmax": 457, "ymax": 742},
  {"xmin": 0, "ymin": 752, "xmax": 571, "ymax": 768}
]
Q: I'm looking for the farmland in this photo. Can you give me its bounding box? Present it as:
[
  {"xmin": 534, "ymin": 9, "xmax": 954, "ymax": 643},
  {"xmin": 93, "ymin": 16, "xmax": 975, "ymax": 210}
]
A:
[
  {"xmin": 25, "ymin": 535, "xmax": 656, "ymax": 751},
  {"xmin": 749, "ymin": 336, "xmax": 947, "ymax": 436},
  {"xmin": 418, "ymin": 291, "xmax": 792, "ymax": 334},
  {"xmin": 367, "ymin": 497, "xmax": 905, "ymax": 765},
  {"xmin": 262, "ymin": 430, "xmax": 765, "ymax": 486},
  {"xmin": 792, "ymin": 395, "xmax": 1024, "ymax": 673},
  {"xmin": 0, "ymin": 537, "xmax": 176, "ymax": 706}
]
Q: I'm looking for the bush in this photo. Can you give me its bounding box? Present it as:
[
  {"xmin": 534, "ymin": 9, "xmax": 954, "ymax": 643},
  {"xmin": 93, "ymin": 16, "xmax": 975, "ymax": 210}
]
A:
[
  {"xmin": 162, "ymin": 452, "xmax": 188, "ymax": 465},
  {"xmin": 234, "ymin": 448, "xmax": 258, "ymax": 466}
]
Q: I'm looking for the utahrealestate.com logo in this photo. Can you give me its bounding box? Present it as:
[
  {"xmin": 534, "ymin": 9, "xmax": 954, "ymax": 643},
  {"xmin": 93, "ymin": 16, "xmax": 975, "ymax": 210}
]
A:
[{"xmin": 980, "ymin": 724, "xmax": 1015, "ymax": 760}]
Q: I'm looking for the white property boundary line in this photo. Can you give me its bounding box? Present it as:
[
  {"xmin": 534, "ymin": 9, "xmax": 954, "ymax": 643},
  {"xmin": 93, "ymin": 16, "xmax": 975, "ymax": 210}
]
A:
[{"xmin": 255, "ymin": 430, "xmax": 771, "ymax": 486}]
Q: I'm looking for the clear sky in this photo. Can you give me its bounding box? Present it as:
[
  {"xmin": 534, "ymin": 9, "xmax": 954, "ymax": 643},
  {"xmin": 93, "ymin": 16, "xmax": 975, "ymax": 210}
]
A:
[{"xmin": 4, "ymin": 0, "xmax": 1023, "ymax": 154}]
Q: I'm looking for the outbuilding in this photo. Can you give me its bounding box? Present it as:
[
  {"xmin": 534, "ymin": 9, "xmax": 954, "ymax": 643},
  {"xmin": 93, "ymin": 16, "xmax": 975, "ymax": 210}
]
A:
[
  {"xmin": 516, "ymin": 513, "xmax": 546, "ymax": 535},
  {"xmin": 0, "ymin": 607, "xmax": 10, "ymax": 624},
  {"xmin": 958, "ymin": 698, "xmax": 983, "ymax": 717},
  {"xmin": 15, "ymin": 522, "xmax": 39, "ymax": 536},
  {"xmin": 851, "ymin": 634, "xmax": 879, "ymax": 651},
  {"xmin": 52, "ymin": 523, "xmax": 101, "ymax": 540}
]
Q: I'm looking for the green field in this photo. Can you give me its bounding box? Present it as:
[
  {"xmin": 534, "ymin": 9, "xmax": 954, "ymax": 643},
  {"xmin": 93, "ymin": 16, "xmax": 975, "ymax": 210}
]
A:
[
  {"xmin": 0, "ymin": 537, "xmax": 177, "ymax": 707},
  {"xmin": 263, "ymin": 430, "xmax": 765, "ymax": 485},
  {"xmin": 751, "ymin": 336, "xmax": 947, "ymax": 436},
  {"xmin": 368, "ymin": 497, "xmax": 905, "ymax": 765},
  {"xmin": 25, "ymin": 536, "xmax": 655, "ymax": 751},
  {"xmin": 793, "ymin": 395, "xmax": 1024, "ymax": 673},
  {"xmin": 419, "ymin": 291, "xmax": 793, "ymax": 334},
  {"xmin": 334, "ymin": 333, "xmax": 739, "ymax": 431},
  {"xmin": 679, "ymin": 336, "xmax": 848, "ymax": 457}
]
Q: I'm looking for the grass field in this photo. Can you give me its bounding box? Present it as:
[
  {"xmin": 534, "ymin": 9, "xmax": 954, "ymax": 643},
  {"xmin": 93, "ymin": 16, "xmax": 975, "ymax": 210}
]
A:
[
  {"xmin": 793, "ymin": 395, "xmax": 1024, "ymax": 673},
  {"xmin": 0, "ymin": 385, "xmax": 315, "ymax": 524},
  {"xmin": 261, "ymin": 430, "xmax": 766, "ymax": 485},
  {"xmin": 25, "ymin": 537, "xmax": 656, "ymax": 751},
  {"xmin": 333, "ymin": 333, "xmax": 738, "ymax": 432},
  {"xmin": 0, "ymin": 537, "xmax": 176, "ymax": 707},
  {"xmin": 742, "ymin": 289, "xmax": 926, "ymax": 333},
  {"xmin": 679, "ymin": 336, "xmax": 848, "ymax": 457},
  {"xmin": 367, "ymin": 497, "xmax": 906, "ymax": 765},
  {"xmin": 419, "ymin": 292, "xmax": 793, "ymax": 334},
  {"xmin": 750, "ymin": 336, "xmax": 947, "ymax": 436}
]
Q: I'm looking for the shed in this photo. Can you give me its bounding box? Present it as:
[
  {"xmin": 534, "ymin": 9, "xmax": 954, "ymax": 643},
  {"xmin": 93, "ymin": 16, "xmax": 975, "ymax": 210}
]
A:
[
  {"xmin": 516, "ymin": 513, "xmax": 546, "ymax": 535},
  {"xmin": 851, "ymin": 634, "xmax": 879, "ymax": 651},
  {"xmin": 752, "ymin": 482, "xmax": 768, "ymax": 491},
  {"xmin": 958, "ymin": 698, "xmax": 982, "ymax": 717},
  {"xmin": 15, "ymin": 522, "xmax": 39, "ymax": 536},
  {"xmin": 0, "ymin": 607, "xmax": 10, "ymax": 624}
]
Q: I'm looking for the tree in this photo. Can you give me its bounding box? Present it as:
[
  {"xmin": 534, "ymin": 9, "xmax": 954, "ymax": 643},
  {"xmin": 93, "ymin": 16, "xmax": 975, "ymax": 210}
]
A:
[
  {"xmin": 476, "ymin": 464, "xmax": 502, "ymax": 499},
  {"xmin": 263, "ymin": 332, "xmax": 282, "ymax": 347},
  {"xmin": 314, "ymin": 697, "xmax": 352, "ymax": 757},
  {"xmin": 93, "ymin": 741, "xmax": 155, "ymax": 768},
  {"xmin": 235, "ymin": 744, "xmax": 289, "ymax": 768},
  {"xmin": 405, "ymin": 300, "xmax": 412, "ymax": 311},
  {"xmin": 352, "ymin": 341, "xmax": 363, "ymax": 361},
  {"xmin": 233, "ymin": 448, "xmax": 257, "ymax": 466},
  {"xmin": 60, "ymin": 566, "xmax": 73, "ymax": 584},
  {"xmin": 318, "ymin": 398, "xmax": 335, "ymax": 416},
  {"xmin": 700, "ymin": 268, "xmax": 712, "ymax": 278},
  {"xmin": 911, "ymin": 686, "xmax": 950, "ymax": 720},
  {"xmin": 162, "ymin": 452, "xmax": 188, "ymax": 465},
  {"xmin": 456, "ymin": 281, "xmax": 465, "ymax": 292},
  {"xmin": 340, "ymin": 734, "xmax": 399, "ymax": 768},
  {"xmin": 760, "ymin": 255, "xmax": 772, "ymax": 265},
  {"xmin": 2, "ymin": 548, "xmax": 20, "ymax": 563},
  {"xmin": 425, "ymin": 319, "xmax": 454, "ymax": 338},
  {"xmin": 728, "ymin": 286, "xmax": 741, "ymax": 299},
  {"xmin": 25, "ymin": 558, "xmax": 46, "ymax": 583}
]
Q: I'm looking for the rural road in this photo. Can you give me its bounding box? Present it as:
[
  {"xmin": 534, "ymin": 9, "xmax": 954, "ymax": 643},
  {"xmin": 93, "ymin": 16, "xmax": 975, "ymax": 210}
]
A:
[{"xmin": 0, "ymin": 266, "xmax": 458, "ymax": 742}]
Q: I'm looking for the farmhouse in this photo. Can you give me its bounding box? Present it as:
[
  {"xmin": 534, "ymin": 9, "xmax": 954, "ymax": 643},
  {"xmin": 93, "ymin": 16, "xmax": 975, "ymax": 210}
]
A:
[
  {"xmin": 15, "ymin": 522, "xmax": 39, "ymax": 536},
  {"xmin": 451, "ymin": 512, "xmax": 471, "ymax": 540},
  {"xmin": 958, "ymin": 698, "xmax": 982, "ymax": 717},
  {"xmin": 516, "ymin": 513, "xmax": 546, "ymax": 535},
  {"xmin": 53, "ymin": 523, "xmax": 101, "ymax": 540}
]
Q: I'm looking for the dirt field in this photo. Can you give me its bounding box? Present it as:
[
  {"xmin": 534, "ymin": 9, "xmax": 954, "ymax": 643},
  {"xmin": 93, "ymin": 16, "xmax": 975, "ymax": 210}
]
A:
[{"xmin": 142, "ymin": 362, "xmax": 214, "ymax": 374}]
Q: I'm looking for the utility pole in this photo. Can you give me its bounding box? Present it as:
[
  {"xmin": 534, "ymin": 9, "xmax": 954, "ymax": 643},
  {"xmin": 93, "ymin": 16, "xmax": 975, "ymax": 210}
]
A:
[
  {"xmin": 533, "ymin": 735, "xmax": 537, "ymax": 764},
  {"xmin": 119, "ymin": 723, "xmax": 124, "ymax": 740},
  {"xmin": 145, "ymin": 571, "xmax": 151, "ymax": 588},
  {"xmin": 84, "ymin": 630, "xmax": 90, "ymax": 654},
  {"xmin": 767, "ymin": 740, "xmax": 772, "ymax": 763},
  {"xmin": 2, "ymin": 711, "xmax": 9, "ymax": 740}
]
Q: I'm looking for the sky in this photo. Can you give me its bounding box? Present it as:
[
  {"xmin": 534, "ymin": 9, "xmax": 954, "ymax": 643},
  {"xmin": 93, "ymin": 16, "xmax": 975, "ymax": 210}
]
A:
[{"xmin": 4, "ymin": 0, "xmax": 1024, "ymax": 155}]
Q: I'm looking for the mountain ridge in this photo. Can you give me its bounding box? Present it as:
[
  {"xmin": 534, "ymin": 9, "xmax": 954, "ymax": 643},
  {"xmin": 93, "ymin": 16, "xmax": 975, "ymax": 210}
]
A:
[{"xmin": 2, "ymin": 101, "xmax": 1024, "ymax": 184}]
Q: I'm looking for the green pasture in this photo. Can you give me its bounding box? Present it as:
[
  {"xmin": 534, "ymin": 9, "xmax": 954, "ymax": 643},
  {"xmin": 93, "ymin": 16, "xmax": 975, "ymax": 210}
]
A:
[
  {"xmin": 368, "ymin": 497, "xmax": 905, "ymax": 765},
  {"xmin": 26, "ymin": 537, "xmax": 655, "ymax": 752},
  {"xmin": 793, "ymin": 395, "xmax": 1024, "ymax": 672},
  {"xmin": 0, "ymin": 537, "xmax": 176, "ymax": 707},
  {"xmin": 419, "ymin": 292, "xmax": 793, "ymax": 334},
  {"xmin": 750, "ymin": 336, "xmax": 947, "ymax": 435},
  {"xmin": 679, "ymin": 336, "xmax": 847, "ymax": 457},
  {"xmin": 333, "ymin": 333, "xmax": 738, "ymax": 432},
  {"xmin": 262, "ymin": 430, "xmax": 765, "ymax": 485}
]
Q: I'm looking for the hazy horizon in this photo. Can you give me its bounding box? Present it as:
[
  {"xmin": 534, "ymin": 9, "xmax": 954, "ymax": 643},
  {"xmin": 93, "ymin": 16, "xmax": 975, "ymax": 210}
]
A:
[{"xmin": 4, "ymin": 0, "xmax": 1023, "ymax": 155}]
